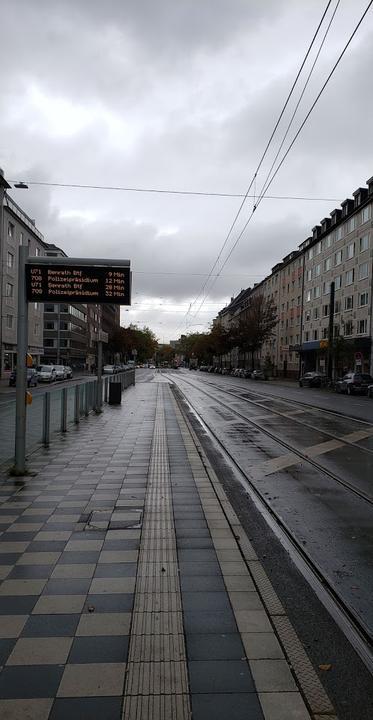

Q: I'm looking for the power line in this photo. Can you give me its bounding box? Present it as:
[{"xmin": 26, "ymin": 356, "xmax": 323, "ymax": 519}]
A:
[
  {"xmin": 177, "ymin": 0, "xmax": 333, "ymax": 332},
  {"xmin": 220, "ymin": 0, "xmax": 373, "ymax": 277},
  {"xmin": 189, "ymin": 0, "xmax": 372, "ymax": 326},
  {"xmin": 7, "ymin": 180, "xmax": 339, "ymax": 203}
]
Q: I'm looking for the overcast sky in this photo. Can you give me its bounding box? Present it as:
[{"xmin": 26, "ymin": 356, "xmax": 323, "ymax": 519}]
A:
[{"xmin": 1, "ymin": 0, "xmax": 372, "ymax": 341}]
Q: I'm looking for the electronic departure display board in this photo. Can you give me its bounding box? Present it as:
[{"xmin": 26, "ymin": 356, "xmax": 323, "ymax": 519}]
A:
[{"xmin": 25, "ymin": 263, "xmax": 131, "ymax": 304}]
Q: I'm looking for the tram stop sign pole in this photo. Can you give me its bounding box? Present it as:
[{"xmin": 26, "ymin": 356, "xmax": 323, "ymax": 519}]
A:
[{"xmin": 14, "ymin": 254, "xmax": 131, "ymax": 475}]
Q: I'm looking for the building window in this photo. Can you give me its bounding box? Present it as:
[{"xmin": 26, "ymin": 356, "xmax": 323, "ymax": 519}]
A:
[
  {"xmin": 346, "ymin": 242, "xmax": 355, "ymax": 259},
  {"xmin": 6, "ymin": 282, "xmax": 13, "ymax": 298},
  {"xmin": 35, "ymin": 247, "xmax": 41, "ymax": 257},
  {"xmin": 359, "ymin": 233, "xmax": 369, "ymax": 252},
  {"xmin": 344, "ymin": 320, "xmax": 353, "ymax": 336},
  {"xmin": 322, "ymin": 305, "xmax": 329, "ymax": 317},
  {"xmin": 345, "ymin": 269, "xmax": 354, "ymax": 286},
  {"xmin": 313, "ymin": 307, "xmax": 319, "ymax": 320},
  {"xmin": 34, "ymin": 323, "xmax": 39, "ymax": 335},
  {"xmin": 34, "ymin": 302, "xmax": 39, "ymax": 310},
  {"xmin": 346, "ymin": 217, "xmax": 355, "ymax": 234},
  {"xmin": 323, "ymin": 281, "xmax": 330, "ymax": 295},
  {"xmin": 313, "ymin": 329, "xmax": 318, "ymax": 340},
  {"xmin": 361, "ymin": 205, "xmax": 370, "ymax": 224},
  {"xmin": 334, "ymin": 300, "xmax": 341, "ymax": 313},
  {"xmin": 305, "ymin": 331, "xmax": 310, "ymax": 341},
  {"xmin": 315, "ymin": 264, "xmax": 321, "ymax": 277},
  {"xmin": 316, "ymin": 241, "xmax": 322, "ymax": 255},
  {"xmin": 336, "ymin": 226, "xmax": 344, "ymax": 241},
  {"xmin": 325, "ymin": 234, "xmax": 333, "ymax": 248},
  {"xmin": 6, "ymin": 315, "xmax": 13, "ymax": 329},
  {"xmin": 306, "ymin": 290, "xmax": 311, "ymax": 302},
  {"xmin": 334, "ymin": 250, "xmax": 343, "ymax": 266},
  {"xmin": 45, "ymin": 304, "xmax": 55, "ymax": 313},
  {"xmin": 358, "ymin": 262, "xmax": 368, "ymax": 280},
  {"xmin": 344, "ymin": 296, "xmax": 354, "ymax": 311},
  {"xmin": 306, "ymin": 269, "xmax": 312, "ymax": 281},
  {"xmin": 308, "ymin": 248, "xmax": 313, "ymax": 260},
  {"xmin": 359, "ymin": 292, "xmax": 369, "ymax": 307},
  {"xmin": 324, "ymin": 256, "xmax": 331, "ymax": 271},
  {"xmin": 305, "ymin": 310, "xmax": 310, "ymax": 321},
  {"xmin": 334, "ymin": 324, "xmax": 340, "ymax": 337},
  {"xmin": 44, "ymin": 322, "xmax": 55, "ymax": 330},
  {"xmin": 6, "ymin": 252, "xmax": 14, "ymax": 269},
  {"xmin": 19, "ymin": 232, "xmax": 23, "ymax": 245},
  {"xmin": 358, "ymin": 319, "xmax": 368, "ymax": 334},
  {"xmin": 44, "ymin": 339, "xmax": 55, "ymax": 347},
  {"xmin": 313, "ymin": 286, "xmax": 320, "ymax": 299},
  {"xmin": 322, "ymin": 327, "xmax": 328, "ymax": 339},
  {"xmin": 334, "ymin": 275, "xmax": 342, "ymax": 290},
  {"xmin": 8, "ymin": 222, "xmax": 15, "ymax": 239}
]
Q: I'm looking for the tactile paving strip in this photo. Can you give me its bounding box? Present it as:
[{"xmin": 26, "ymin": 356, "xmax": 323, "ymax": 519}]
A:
[
  {"xmin": 273, "ymin": 615, "xmax": 335, "ymax": 716},
  {"xmin": 122, "ymin": 385, "xmax": 191, "ymax": 719},
  {"xmin": 122, "ymin": 694, "xmax": 190, "ymax": 720}
]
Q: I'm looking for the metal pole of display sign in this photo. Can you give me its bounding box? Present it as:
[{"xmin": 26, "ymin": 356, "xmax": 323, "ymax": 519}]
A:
[
  {"xmin": 14, "ymin": 245, "xmax": 29, "ymax": 475},
  {"xmin": 96, "ymin": 317, "xmax": 108, "ymax": 412},
  {"xmin": 327, "ymin": 280, "xmax": 335, "ymax": 382}
]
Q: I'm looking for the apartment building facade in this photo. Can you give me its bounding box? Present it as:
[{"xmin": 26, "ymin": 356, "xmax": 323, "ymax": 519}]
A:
[
  {"xmin": 301, "ymin": 180, "xmax": 373, "ymax": 376},
  {"xmin": 0, "ymin": 185, "xmax": 45, "ymax": 376},
  {"xmin": 213, "ymin": 175, "xmax": 373, "ymax": 378}
]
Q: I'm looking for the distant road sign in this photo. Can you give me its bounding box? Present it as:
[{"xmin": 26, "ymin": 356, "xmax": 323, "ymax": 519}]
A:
[{"xmin": 25, "ymin": 259, "xmax": 131, "ymax": 305}]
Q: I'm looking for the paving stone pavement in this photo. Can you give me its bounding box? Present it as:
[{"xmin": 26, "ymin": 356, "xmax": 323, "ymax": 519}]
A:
[{"xmin": 0, "ymin": 379, "xmax": 332, "ymax": 719}]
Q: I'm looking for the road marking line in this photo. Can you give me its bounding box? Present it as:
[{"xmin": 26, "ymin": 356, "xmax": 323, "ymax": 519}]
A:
[
  {"xmin": 341, "ymin": 429, "xmax": 373, "ymax": 443},
  {"xmin": 305, "ymin": 439, "xmax": 344, "ymax": 458}
]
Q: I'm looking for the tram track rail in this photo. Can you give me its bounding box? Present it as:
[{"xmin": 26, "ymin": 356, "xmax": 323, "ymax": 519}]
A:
[
  {"xmin": 174, "ymin": 374, "xmax": 373, "ymax": 506},
  {"xmin": 166, "ymin": 372, "xmax": 373, "ymax": 674}
]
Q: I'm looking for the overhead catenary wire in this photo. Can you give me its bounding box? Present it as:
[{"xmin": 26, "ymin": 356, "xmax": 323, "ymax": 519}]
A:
[
  {"xmin": 189, "ymin": 0, "xmax": 372, "ymax": 324},
  {"xmin": 7, "ymin": 180, "xmax": 340, "ymax": 203},
  {"xmin": 175, "ymin": 0, "xmax": 333, "ymax": 334}
]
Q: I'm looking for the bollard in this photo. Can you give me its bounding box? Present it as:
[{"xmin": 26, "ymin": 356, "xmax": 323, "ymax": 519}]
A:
[
  {"xmin": 74, "ymin": 385, "xmax": 80, "ymax": 424},
  {"xmin": 42, "ymin": 392, "xmax": 51, "ymax": 447},
  {"xmin": 84, "ymin": 382, "xmax": 89, "ymax": 417},
  {"xmin": 61, "ymin": 388, "xmax": 68, "ymax": 433}
]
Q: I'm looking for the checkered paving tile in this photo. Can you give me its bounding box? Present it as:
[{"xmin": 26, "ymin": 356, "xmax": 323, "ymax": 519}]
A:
[{"xmin": 0, "ymin": 384, "xmax": 156, "ymax": 719}]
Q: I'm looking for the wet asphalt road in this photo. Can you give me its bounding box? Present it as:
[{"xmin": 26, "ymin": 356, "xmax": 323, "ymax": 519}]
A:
[
  {"xmin": 158, "ymin": 369, "xmax": 373, "ymax": 720},
  {"xmin": 168, "ymin": 370, "xmax": 373, "ymax": 639}
]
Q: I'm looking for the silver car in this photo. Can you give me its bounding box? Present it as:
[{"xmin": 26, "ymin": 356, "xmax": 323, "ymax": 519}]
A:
[
  {"xmin": 53, "ymin": 365, "xmax": 68, "ymax": 381},
  {"xmin": 36, "ymin": 365, "xmax": 56, "ymax": 383}
]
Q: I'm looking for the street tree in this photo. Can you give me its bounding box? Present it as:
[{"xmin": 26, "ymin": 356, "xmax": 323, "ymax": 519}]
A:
[{"xmin": 233, "ymin": 294, "xmax": 277, "ymax": 369}]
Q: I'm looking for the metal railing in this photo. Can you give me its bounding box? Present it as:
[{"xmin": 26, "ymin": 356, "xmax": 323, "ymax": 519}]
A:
[{"xmin": 0, "ymin": 369, "xmax": 135, "ymax": 466}]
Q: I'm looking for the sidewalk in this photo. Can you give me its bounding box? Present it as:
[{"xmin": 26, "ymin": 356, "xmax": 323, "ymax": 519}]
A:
[{"xmin": 0, "ymin": 378, "xmax": 335, "ymax": 719}]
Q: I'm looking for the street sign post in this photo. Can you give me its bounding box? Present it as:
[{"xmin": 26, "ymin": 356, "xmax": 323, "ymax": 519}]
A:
[{"xmin": 14, "ymin": 255, "xmax": 131, "ymax": 475}]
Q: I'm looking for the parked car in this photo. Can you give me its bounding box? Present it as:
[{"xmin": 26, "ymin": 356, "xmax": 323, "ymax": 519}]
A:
[
  {"xmin": 299, "ymin": 371, "xmax": 326, "ymax": 388},
  {"xmin": 103, "ymin": 364, "xmax": 116, "ymax": 374},
  {"xmin": 251, "ymin": 370, "xmax": 265, "ymax": 380},
  {"xmin": 335, "ymin": 372, "xmax": 373, "ymax": 395},
  {"xmin": 53, "ymin": 365, "xmax": 68, "ymax": 381},
  {"xmin": 36, "ymin": 365, "xmax": 56, "ymax": 383},
  {"xmin": 65, "ymin": 366, "xmax": 73, "ymax": 379},
  {"xmin": 9, "ymin": 368, "xmax": 38, "ymax": 387}
]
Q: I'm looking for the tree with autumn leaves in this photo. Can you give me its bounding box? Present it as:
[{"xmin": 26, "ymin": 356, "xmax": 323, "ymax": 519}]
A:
[
  {"xmin": 107, "ymin": 324, "xmax": 158, "ymax": 363},
  {"xmin": 231, "ymin": 294, "xmax": 277, "ymax": 370},
  {"xmin": 175, "ymin": 294, "xmax": 277, "ymax": 368}
]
